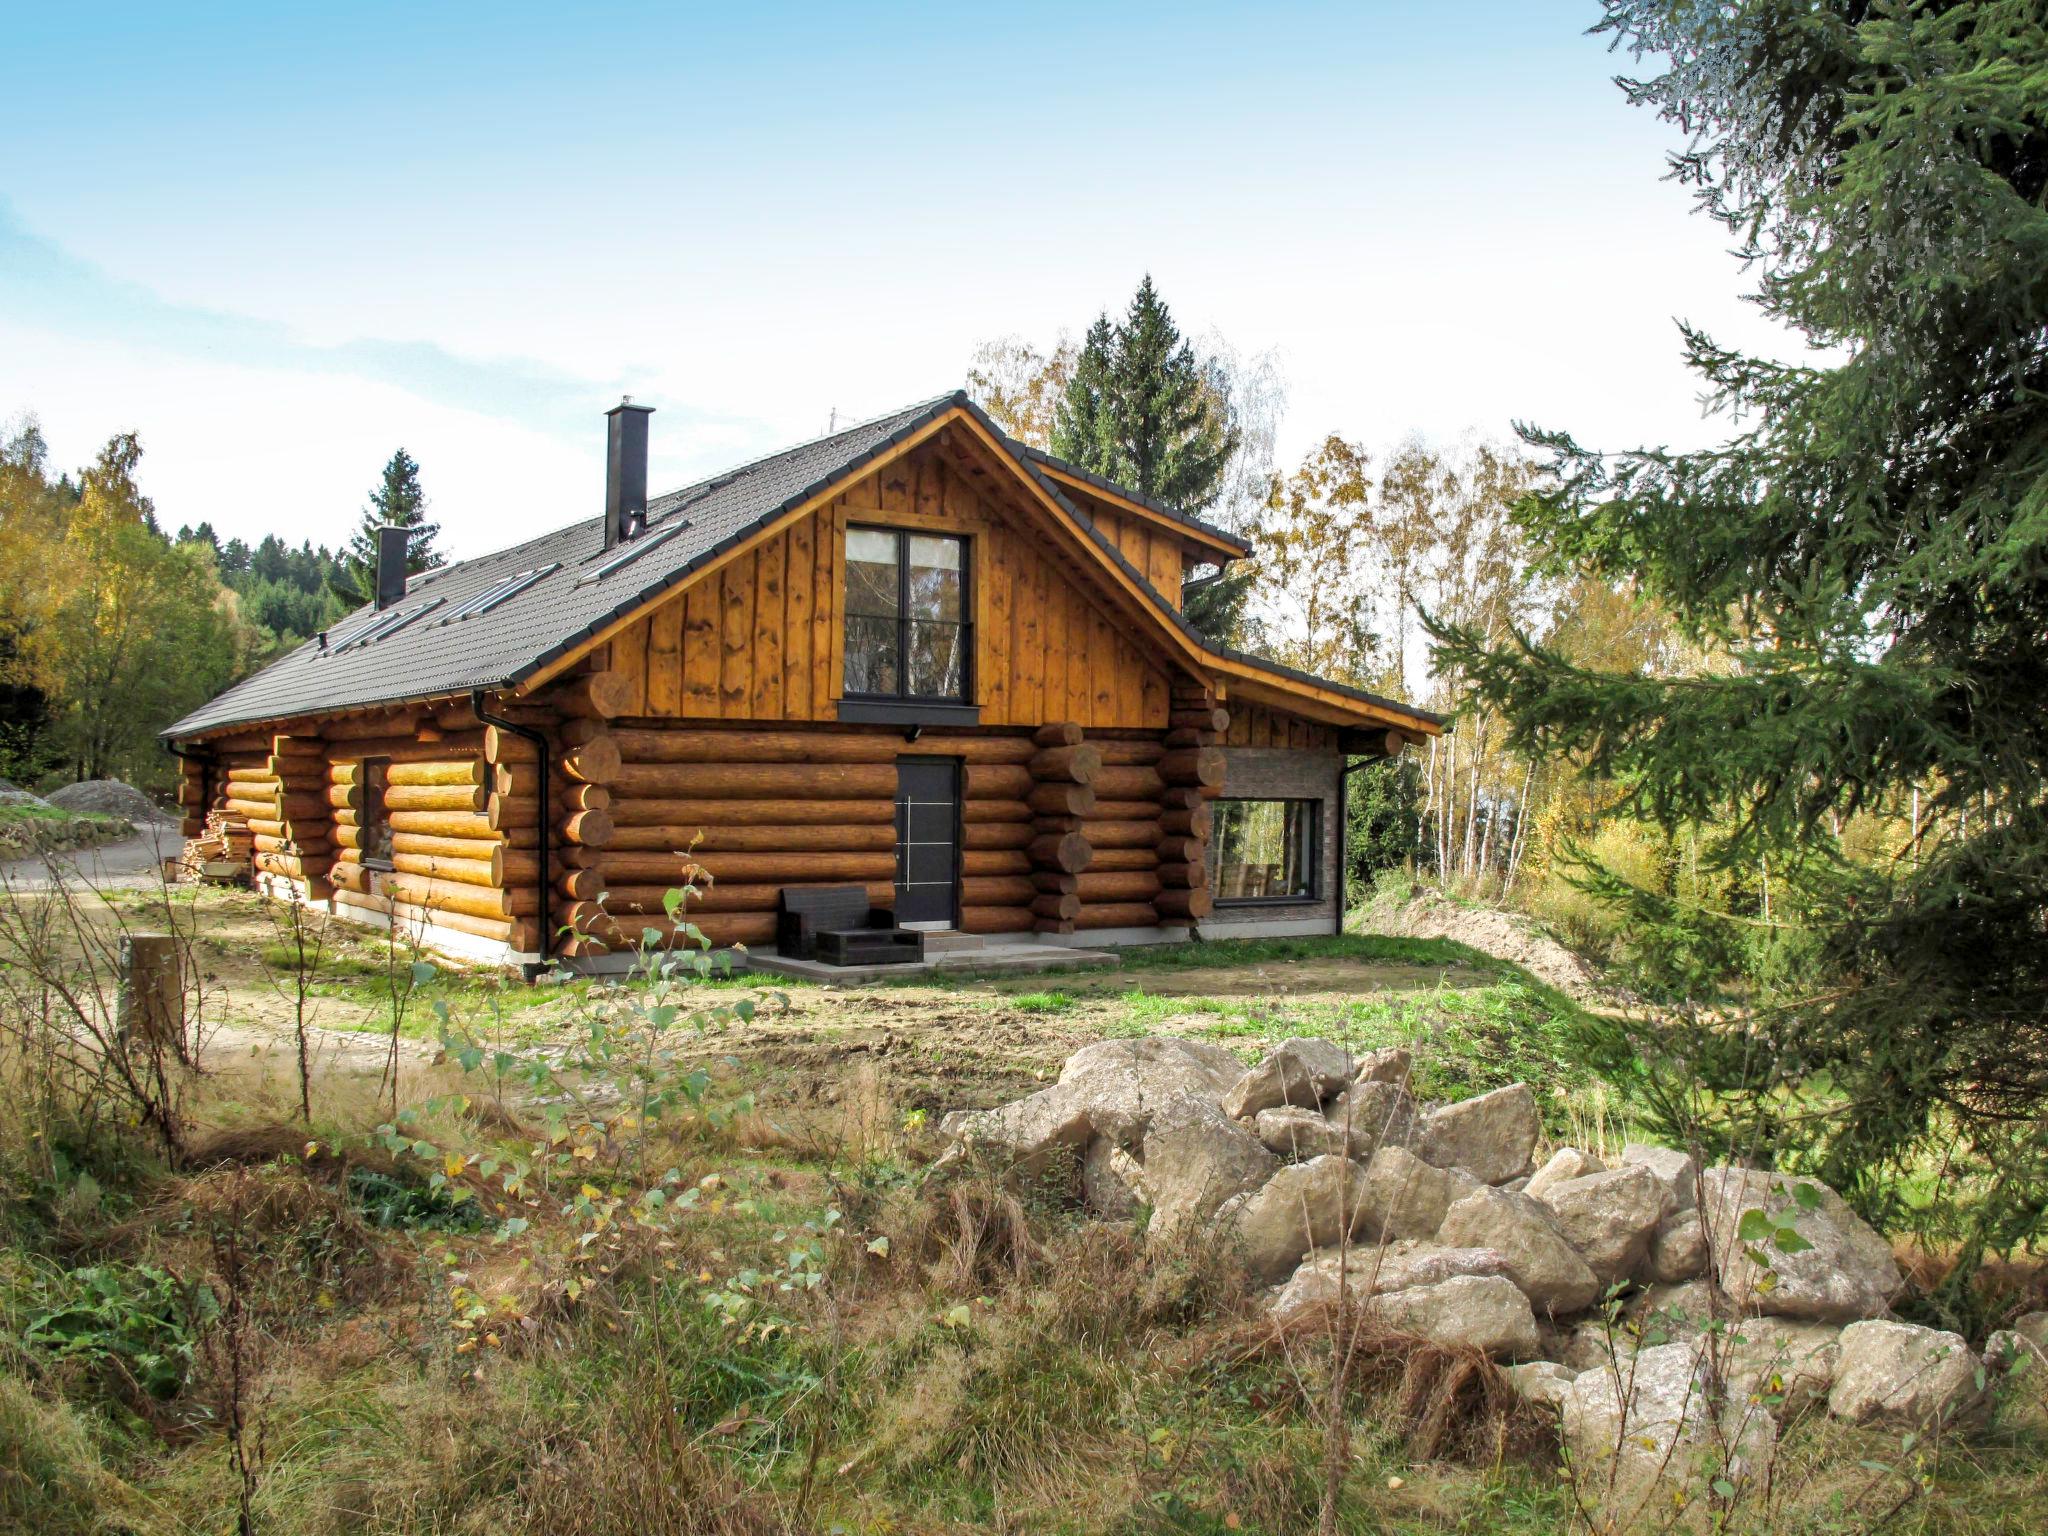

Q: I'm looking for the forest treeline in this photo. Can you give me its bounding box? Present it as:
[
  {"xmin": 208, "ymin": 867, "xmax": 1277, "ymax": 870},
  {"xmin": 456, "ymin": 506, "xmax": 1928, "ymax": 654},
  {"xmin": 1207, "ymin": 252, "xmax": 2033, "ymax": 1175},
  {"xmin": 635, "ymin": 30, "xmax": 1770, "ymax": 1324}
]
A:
[{"xmin": 0, "ymin": 423, "xmax": 436, "ymax": 789}]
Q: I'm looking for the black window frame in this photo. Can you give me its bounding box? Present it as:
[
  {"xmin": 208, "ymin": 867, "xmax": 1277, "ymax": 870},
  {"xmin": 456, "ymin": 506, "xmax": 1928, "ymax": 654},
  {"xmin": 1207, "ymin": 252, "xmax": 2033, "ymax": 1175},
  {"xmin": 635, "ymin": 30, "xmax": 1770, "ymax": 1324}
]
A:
[
  {"xmin": 360, "ymin": 756, "xmax": 395, "ymax": 871},
  {"xmin": 1209, "ymin": 797, "xmax": 1323, "ymax": 907},
  {"xmin": 840, "ymin": 525, "xmax": 974, "ymax": 705}
]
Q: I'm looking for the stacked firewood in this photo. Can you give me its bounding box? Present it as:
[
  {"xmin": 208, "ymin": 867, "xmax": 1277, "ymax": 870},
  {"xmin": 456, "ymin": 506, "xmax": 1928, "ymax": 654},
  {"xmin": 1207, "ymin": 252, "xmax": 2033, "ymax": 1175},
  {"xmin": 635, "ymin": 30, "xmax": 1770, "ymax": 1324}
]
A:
[
  {"xmin": 181, "ymin": 809, "xmax": 253, "ymax": 878},
  {"xmin": 1026, "ymin": 721, "xmax": 1095, "ymax": 935}
]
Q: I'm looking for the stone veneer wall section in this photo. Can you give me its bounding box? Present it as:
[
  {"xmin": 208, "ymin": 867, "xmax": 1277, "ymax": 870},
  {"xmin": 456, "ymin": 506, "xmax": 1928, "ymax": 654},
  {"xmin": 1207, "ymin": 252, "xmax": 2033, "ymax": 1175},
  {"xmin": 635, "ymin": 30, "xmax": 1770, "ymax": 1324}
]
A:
[{"xmin": 1209, "ymin": 746, "xmax": 1341, "ymax": 929}]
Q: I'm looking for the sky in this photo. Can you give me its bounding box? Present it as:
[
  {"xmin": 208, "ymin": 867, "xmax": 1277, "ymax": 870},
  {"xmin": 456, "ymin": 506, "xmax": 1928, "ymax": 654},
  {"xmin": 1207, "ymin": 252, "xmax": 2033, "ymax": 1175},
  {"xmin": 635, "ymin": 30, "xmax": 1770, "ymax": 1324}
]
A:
[{"xmin": 0, "ymin": 1, "xmax": 1790, "ymax": 560}]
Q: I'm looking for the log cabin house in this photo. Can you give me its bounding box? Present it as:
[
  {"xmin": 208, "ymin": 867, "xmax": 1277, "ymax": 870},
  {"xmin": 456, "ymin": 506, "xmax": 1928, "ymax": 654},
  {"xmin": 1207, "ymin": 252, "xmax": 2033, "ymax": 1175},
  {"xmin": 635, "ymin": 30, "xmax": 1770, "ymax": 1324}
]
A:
[{"xmin": 163, "ymin": 392, "xmax": 1441, "ymax": 971}]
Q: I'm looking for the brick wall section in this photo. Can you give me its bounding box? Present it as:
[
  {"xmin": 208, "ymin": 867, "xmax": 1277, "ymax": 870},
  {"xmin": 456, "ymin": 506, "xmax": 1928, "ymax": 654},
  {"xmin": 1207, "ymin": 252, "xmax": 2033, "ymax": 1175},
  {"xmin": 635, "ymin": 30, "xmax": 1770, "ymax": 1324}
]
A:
[{"xmin": 1213, "ymin": 746, "xmax": 1341, "ymax": 927}]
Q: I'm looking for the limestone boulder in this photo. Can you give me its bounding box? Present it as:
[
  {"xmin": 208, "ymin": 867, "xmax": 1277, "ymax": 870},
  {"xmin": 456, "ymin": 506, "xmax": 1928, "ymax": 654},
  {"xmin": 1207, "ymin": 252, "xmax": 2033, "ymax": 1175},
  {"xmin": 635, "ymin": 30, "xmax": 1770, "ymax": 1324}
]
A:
[
  {"xmin": 1438, "ymin": 1184, "xmax": 1602, "ymax": 1316},
  {"xmin": 1081, "ymin": 1136, "xmax": 1147, "ymax": 1220},
  {"xmin": 1525, "ymin": 1146, "xmax": 1606, "ymax": 1202},
  {"xmin": 1533, "ymin": 1164, "xmax": 1667, "ymax": 1285},
  {"xmin": 1253, "ymin": 1105, "xmax": 1347, "ymax": 1161},
  {"xmin": 1141, "ymin": 1096, "xmax": 1281, "ymax": 1235},
  {"xmin": 1270, "ymin": 1239, "xmax": 1512, "ymax": 1323},
  {"xmin": 1221, "ymin": 1038, "xmax": 1354, "ymax": 1118},
  {"xmin": 1351, "ymin": 1045, "xmax": 1414, "ymax": 1086},
  {"xmin": 1828, "ymin": 1321, "xmax": 1985, "ymax": 1429},
  {"xmin": 1353, "ymin": 1146, "xmax": 1479, "ymax": 1242},
  {"xmin": 1502, "ymin": 1359, "xmax": 1578, "ymax": 1409},
  {"xmin": 1622, "ymin": 1142, "xmax": 1699, "ymax": 1214},
  {"xmin": 1721, "ymin": 1316, "xmax": 1843, "ymax": 1419},
  {"xmin": 945, "ymin": 1087, "xmax": 1091, "ymax": 1179},
  {"xmin": 1056, "ymin": 1036, "xmax": 1244, "ymax": 1145},
  {"xmin": 1645, "ymin": 1210, "xmax": 1708, "ymax": 1285},
  {"xmin": 1223, "ymin": 1155, "xmax": 1365, "ymax": 1281},
  {"xmin": 1322, "ymin": 1079, "xmax": 1420, "ymax": 1155},
  {"xmin": 1364, "ymin": 1273, "xmax": 1542, "ymax": 1359},
  {"xmin": 1561, "ymin": 1341, "xmax": 1777, "ymax": 1510},
  {"xmin": 1701, "ymin": 1168, "xmax": 1901, "ymax": 1323},
  {"xmin": 1417, "ymin": 1083, "xmax": 1540, "ymax": 1185}
]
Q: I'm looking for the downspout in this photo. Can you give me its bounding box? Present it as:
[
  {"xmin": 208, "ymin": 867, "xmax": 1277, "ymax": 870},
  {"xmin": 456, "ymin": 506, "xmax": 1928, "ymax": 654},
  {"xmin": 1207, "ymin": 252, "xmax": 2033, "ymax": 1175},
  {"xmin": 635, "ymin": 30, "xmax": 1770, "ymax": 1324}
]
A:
[
  {"xmin": 471, "ymin": 689, "xmax": 551, "ymax": 979},
  {"xmin": 1334, "ymin": 754, "xmax": 1374, "ymax": 938}
]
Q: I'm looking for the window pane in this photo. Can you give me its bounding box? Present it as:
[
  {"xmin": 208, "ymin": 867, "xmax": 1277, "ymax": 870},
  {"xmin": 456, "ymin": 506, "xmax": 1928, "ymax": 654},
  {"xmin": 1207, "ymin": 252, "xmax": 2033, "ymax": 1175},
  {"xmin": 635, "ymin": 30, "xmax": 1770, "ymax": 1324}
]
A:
[
  {"xmin": 907, "ymin": 534, "xmax": 963, "ymax": 622},
  {"xmin": 362, "ymin": 758, "xmax": 394, "ymax": 865},
  {"xmin": 907, "ymin": 619, "xmax": 966, "ymax": 699},
  {"xmin": 1210, "ymin": 798, "xmax": 1316, "ymax": 900},
  {"xmin": 846, "ymin": 529, "xmax": 900, "ymax": 618},
  {"xmin": 843, "ymin": 614, "xmax": 900, "ymax": 694}
]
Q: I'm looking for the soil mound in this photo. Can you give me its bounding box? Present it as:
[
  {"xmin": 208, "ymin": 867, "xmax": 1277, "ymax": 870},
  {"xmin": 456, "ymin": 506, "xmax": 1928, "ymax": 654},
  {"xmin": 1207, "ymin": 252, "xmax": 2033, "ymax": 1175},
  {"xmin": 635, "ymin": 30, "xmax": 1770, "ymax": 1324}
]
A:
[
  {"xmin": 1366, "ymin": 888, "xmax": 1606, "ymax": 1004},
  {"xmin": 45, "ymin": 778, "xmax": 168, "ymax": 822}
]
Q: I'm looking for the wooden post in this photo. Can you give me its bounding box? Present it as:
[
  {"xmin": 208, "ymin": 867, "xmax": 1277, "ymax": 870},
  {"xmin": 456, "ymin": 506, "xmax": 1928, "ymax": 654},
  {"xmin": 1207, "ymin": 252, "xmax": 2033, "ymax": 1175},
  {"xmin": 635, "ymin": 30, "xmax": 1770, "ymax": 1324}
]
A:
[{"xmin": 119, "ymin": 933, "xmax": 185, "ymax": 1061}]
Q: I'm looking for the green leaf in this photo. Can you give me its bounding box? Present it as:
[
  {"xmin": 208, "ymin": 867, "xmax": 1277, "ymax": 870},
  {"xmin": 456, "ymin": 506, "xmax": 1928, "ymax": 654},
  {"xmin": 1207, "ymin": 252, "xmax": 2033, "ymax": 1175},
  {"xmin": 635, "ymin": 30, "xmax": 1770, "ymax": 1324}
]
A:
[
  {"xmin": 1791, "ymin": 1182, "xmax": 1823, "ymax": 1212},
  {"xmin": 1772, "ymin": 1226, "xmax": 1814, "ymax": 1254},
  {"xmin": 1736, "ymin": 1209, "xmax": 1773, "ymax": 1243}
]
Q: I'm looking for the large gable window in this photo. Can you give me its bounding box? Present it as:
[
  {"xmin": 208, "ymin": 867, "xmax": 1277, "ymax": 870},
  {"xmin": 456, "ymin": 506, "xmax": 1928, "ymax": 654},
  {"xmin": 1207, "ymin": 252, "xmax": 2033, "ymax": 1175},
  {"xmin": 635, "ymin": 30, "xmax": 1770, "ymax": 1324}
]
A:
[
  {"xmin": 843, "ymin": 528, "xmax": 970, "ymax": 702},
  {"xmin": 1211, "ymin": 798, "xmax": 1320, "ymax": 903}
]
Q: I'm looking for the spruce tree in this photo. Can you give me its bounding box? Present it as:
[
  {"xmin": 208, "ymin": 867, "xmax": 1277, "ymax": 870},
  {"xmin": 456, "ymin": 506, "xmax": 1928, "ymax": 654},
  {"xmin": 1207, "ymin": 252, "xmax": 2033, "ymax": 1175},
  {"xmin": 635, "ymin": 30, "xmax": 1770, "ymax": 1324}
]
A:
[
  {"xmin": 338, "ymin": 447, "xmax": 441, "ymax": 603},
  {"xmin": 1431, "ymin": 0, "xmax": 2048, "ymax": 1307},
  {"xmin": 1051, "ymin": 278, "xmax": 1247, "ymax": 638}
]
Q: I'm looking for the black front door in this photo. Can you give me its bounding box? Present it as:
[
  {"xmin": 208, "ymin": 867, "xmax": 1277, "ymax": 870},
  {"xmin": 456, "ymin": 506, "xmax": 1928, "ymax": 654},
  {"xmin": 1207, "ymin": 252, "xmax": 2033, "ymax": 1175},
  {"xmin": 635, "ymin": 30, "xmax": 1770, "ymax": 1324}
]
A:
[{"xmin": 894, "ymin": 757, "xmax": 960, "ymax": 927}]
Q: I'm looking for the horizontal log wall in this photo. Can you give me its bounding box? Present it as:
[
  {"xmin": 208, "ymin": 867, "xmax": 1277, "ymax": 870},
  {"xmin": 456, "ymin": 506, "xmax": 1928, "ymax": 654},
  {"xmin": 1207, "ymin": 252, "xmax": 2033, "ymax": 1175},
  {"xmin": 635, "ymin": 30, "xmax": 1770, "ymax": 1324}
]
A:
[
  {"xmin": 1078, "ymin": 736, "xmax": 1164, "ymax": 928},
  {"xmin": 586, "ymin": 724, "xmax": 1045, "ymax": 948}
]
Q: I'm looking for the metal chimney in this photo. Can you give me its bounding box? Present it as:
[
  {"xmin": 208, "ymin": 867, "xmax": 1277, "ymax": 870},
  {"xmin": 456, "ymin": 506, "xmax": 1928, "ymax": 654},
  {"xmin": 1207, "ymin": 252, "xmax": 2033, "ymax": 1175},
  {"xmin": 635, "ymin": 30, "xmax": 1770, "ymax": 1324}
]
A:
[
  {"xmin": 374, "ymin": 524, "xmax": 410, "ymax": 610},
  {"xmin": 605, "ymin": 397, "xmax": 654, "ymax": 550}
]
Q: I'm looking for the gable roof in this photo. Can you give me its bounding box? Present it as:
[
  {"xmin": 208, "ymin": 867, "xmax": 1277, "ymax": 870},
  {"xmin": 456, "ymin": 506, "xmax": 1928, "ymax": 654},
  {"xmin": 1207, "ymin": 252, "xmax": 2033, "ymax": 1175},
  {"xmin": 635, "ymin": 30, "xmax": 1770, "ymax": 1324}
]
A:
[{"xmin": 165, "ymin": 391, "xmax": 1440, "ymax": 740}]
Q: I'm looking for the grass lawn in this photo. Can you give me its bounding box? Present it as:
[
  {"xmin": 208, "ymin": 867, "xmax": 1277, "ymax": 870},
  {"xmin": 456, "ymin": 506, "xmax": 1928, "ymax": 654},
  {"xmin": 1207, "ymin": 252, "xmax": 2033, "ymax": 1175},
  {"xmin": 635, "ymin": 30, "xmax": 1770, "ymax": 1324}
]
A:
[{"xmin": 2, "ymin": 884, "xmax": 2043, "ymax": 1535}]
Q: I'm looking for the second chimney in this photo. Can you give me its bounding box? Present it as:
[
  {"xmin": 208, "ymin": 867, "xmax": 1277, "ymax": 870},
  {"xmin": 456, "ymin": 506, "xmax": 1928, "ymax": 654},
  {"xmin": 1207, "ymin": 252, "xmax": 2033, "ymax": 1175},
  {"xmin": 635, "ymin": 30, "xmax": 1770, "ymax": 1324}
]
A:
[
  {"xmin": 375, "ymin": 524, "xmax": 410, "ymax": 610},
  {"xmin": 605, "ymin": 397, "xmax": 654, "ymax": 549}
]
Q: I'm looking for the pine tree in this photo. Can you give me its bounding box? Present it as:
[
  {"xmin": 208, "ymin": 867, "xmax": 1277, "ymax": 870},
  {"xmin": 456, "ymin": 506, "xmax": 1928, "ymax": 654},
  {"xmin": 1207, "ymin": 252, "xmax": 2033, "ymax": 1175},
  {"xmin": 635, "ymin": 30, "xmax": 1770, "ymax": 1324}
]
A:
[
  {"xmin": 337, "ymin": 447, "xmax": 440, "ymax": 603},
  {"xmin": 1430, "ymin": 0, "xmax": 2048, "ymax": 1309},
  {"xmin": 1050, "ymin": 279, "xmax": 1247, "ymax": 639}
]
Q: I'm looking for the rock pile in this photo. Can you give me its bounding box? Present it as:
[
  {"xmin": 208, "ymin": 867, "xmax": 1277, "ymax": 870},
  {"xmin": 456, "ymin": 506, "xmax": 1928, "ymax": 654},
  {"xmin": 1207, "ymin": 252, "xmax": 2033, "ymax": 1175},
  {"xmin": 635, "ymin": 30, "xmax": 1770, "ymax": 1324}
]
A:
[{"xmin": 941, "ymin": 1036, "xmax": 2023, "ymax": 1502}]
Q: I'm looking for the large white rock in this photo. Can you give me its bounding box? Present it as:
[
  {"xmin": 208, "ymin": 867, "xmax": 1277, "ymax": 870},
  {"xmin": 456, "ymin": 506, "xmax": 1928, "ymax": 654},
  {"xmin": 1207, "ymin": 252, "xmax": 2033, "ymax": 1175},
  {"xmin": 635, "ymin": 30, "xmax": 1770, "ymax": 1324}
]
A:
[
  {"xmin": 1223, "ymin": 1155, "xmax": 1365, "ymax": 1281},
  {"xmin": 1353, "ymin": 1146, "xmax": 1480, "ymax": 1242},
  {"xmin": 1525, "ymin": 1146, "xmax": 1606, "ymax": 1202},
  {"xmin": 1270, "ymin": 1240, "xmax": 1513, "ymax": 1323},
  {"xmin": 1645, "ymin": 1210, "xmax": 1709, "ymax": 1284},
  {"xmin": 1701, "ymin": 1168, "xmax": 1901, "ymax": 1323},
  {"xmin": 1056, "ymin": 1036, "xmax": 1245, "ymax": 1144},
  {"xmin": 1418, "ymin": 1083, "xmax": 1540, "ymax": 1185},
  {"xmin": 1560, "ymin": 1340, "xmax": 1777, "ymax": 1511},
  {"xmin": 1534, "ymin": 1164, "xmax": 1668, "ymax": 1285},
  {"xmin": 1828, "ymin": 1321, "xmax": 1985, "ymax": 1429},
  {"xmin": 1363, "ymin": 1274, "xmax": 1542, "ymax": 1359},
  {"xmin": 1141, "ymin": 1096, "xmax": 1281, "ymax": 1234},
  {"xmin": 1221, "ymin": 1038, "xmax": 1354, "ymax": 1118},
  {"xmin": 1622, "ymin": 1142, "xmax": 1699, "ymax": 1213},
  {"xmin": 1253, "ymin": 1105, "xmax": 1348, "ymax": 1161},
  {"xmin": 1438, "ymin": 1185, "xmax": 1602, "ymax": 1316}
]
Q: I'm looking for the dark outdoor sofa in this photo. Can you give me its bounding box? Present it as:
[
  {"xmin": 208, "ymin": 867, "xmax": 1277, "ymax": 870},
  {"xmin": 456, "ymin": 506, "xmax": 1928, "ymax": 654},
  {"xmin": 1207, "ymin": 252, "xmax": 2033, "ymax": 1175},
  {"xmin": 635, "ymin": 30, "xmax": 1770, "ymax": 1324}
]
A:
[{"xmin": 776, "ymin": 886, "xmax": 924, "ymax": 967}]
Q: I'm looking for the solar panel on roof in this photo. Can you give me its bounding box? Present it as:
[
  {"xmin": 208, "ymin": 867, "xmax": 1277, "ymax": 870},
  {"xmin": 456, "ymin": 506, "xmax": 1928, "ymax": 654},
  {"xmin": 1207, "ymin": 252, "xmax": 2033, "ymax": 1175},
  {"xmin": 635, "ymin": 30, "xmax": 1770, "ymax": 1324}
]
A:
[
  {"xmin": 332, "ymin": 597, "xmax": 445, "ymax": 652},
  {"xmin": 575, "ymin": 521, "xmax": 688, "ymax": 586},
  {"xmin": 436, "ymin": 564, "xmax": 559, "ymax": 624}
]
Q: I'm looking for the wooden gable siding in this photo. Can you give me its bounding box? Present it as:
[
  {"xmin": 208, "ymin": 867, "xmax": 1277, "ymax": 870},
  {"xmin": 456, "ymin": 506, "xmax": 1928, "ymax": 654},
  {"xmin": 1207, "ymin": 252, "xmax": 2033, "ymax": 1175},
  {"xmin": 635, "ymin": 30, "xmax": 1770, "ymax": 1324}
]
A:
[
  {"xmin": 1086, "ymin": 502, "xmax": 1189, "ymax": 610},
  {"xmin": 602, "ymin": 441, "xmax": 1173, "ymax": 729},
  {"xmin": 1224, "ymin": 700, "xmax": 1336, "ymax": 752}
]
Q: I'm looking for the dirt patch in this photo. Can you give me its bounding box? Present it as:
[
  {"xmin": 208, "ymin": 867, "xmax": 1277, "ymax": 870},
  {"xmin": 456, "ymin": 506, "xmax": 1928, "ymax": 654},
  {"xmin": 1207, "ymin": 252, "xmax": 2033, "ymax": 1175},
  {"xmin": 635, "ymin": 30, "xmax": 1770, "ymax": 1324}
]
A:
[{"xmin": 1363, "ymin": 888, "xmax": 1610, "ymax": 1003}]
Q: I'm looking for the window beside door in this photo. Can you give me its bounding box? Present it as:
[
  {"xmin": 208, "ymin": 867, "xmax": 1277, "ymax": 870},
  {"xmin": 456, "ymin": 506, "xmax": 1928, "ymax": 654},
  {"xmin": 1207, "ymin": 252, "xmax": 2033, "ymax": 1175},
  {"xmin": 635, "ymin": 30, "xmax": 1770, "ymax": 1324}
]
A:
[
  {"xmin": 843, "ymin": 527, "xmax": 970, "ymax": 701},
  {"xmin": 1210, "ymin": 798, "xmax": 1320, "ymax": 903},
  {"xmin": 360, "ymin": 757, "xmax": 394, "ymax": 868}
]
